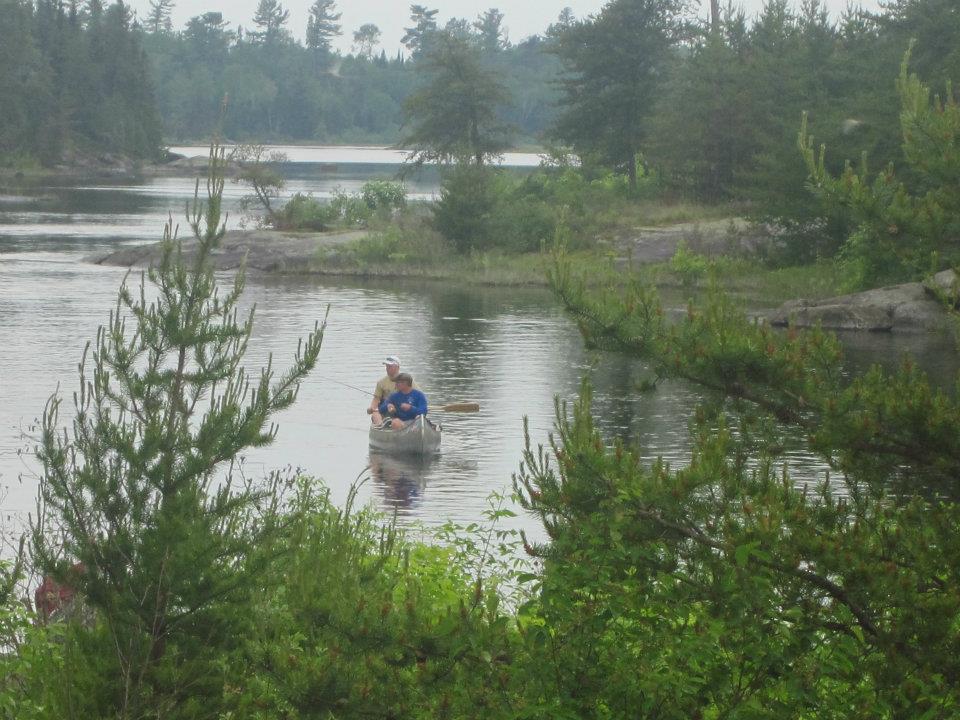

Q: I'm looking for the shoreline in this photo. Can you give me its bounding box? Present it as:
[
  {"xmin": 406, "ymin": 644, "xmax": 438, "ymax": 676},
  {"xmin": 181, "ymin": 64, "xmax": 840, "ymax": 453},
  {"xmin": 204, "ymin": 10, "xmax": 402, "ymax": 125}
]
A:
[{"xmin": 91, "ymin": 226, "xmax": 960, "ymax": 335}]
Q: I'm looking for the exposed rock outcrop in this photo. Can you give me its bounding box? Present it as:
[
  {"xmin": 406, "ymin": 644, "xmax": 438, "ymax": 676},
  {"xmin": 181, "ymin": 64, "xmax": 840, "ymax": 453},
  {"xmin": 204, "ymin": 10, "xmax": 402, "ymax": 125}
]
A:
[
  {"xmin": 93, "ymin": 228, "xmax": 367, "ymax": 273},
  {"xmin": 768, "ymin": 277, "xmax": 957, "ymax": 333}
]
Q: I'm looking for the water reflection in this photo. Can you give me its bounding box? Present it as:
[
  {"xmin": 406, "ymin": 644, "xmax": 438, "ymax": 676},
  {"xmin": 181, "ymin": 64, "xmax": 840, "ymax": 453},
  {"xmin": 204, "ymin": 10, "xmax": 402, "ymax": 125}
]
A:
[{"xmin": 368, "ymin": 451, "xmax": 432, "ymax": 510}]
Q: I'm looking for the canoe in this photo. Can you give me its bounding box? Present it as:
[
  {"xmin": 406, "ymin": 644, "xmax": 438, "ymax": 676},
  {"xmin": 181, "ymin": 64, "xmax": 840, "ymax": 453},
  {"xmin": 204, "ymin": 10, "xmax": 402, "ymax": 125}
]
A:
[{"xmin": 369, "ymin": 414, "xmax": 441, "ymax": 455}]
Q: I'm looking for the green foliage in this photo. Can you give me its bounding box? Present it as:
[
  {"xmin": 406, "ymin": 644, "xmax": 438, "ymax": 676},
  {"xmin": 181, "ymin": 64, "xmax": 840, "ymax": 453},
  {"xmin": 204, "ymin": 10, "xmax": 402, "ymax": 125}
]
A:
[
  {"xmin": 218, "ymin": 480, "xmax": 525, "ymax": 719},
  {"xmin": 0, "ymin": 575, "xmax": 64, "ymax": 720},
  {"xmin": 31, "ymin": 146, "xmax": 325, "ymax": 718},
  {"xmin": 278, "ymin": 192, "xmax": 336, "ymax": 230},
  {"xmin": 551, "ymin": 0, "xmax": 687, "ymax": 189},
  {"xmin": 0, "ymin": 0, "xmax": 161, "ymax": 166},
  {"xmin": 432, "ymin": 163, "xmax": 661, "ymax": 254},
  {"xmin": 669, "ymin": 239, "xmax": 710, "ymax": 288},
  {"xmin": 801, "ymin": 51, "xmax": 960, "ymax": 287},
  {"xmin": 277, "ymin": 181, "xmax": 407, "ymax": 232},
  {"xmin": 402, "ymin": 31, "xmax": 514, "ymax": 167},
  {"xmin": 360, "ymin": 179, "xmax": 407, "ymax": 212},
  {"xmin": 539, "ymin": 247, "xmax": 960, "ymax": 716},
  {"xmin": 431, "ymin": 163, "xmax": 500, "ymax": 253},
  {"xmin": 343, "ymin": 223, "xmax": 444, "ymax": 266}
]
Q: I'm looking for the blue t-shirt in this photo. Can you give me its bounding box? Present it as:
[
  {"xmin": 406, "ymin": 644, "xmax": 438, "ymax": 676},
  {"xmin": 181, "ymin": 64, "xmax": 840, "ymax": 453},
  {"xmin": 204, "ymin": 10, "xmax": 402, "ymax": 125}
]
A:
[{"xmin": 380, "ymin": 388, "xmax": 428, "ymax": 421}]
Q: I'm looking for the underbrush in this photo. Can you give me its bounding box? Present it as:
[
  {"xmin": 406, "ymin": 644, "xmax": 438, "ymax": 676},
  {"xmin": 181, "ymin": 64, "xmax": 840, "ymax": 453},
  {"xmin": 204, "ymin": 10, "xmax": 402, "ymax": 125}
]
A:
[
  {"xmin": 4, "ymin": 479, "xmax": 531, "ymax": 719},
  {"xmin": 278, "ymin": 180, "xmax": 408, "ymax": 232}
]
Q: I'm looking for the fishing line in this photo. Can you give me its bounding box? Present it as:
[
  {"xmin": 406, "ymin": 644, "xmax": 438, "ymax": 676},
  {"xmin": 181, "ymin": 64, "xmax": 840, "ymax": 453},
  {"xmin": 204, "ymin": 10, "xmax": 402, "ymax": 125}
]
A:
[{"xmin": 316, "ymin": 376, "xmax": 375, "ymax": 397}]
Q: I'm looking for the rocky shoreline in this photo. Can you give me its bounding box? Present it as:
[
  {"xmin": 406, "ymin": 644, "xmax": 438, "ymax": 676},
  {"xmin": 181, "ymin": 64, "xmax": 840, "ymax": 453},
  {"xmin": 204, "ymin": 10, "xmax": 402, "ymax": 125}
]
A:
[
  {"xmin": 93, "ymin": 219, "xmax": 960, "ymax": 335},
  {"xmin": 766, "ymin": 270, "xmax": 958, "ymax": 334},
  {"xmin": 94, "ymin": 228, "xmax": 367, "ymax": 273},
  {"xmin": 0, "ymin": 150, "xmax": 239, "ymax": 180}
]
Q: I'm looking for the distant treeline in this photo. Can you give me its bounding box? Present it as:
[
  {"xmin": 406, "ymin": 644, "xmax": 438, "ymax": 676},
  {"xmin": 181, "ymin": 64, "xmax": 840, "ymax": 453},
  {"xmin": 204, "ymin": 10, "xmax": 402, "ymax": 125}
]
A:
[
  {"xmin": 2, "ymin": 0, "xmax": 958, "ymax": 216},
  {"xmin": 140, "ymin": 5, "xmax": 562, "ymax": 146},
  {"xmin": 0, "ymin": 0, "xmax": 162, "ymax": 165}
]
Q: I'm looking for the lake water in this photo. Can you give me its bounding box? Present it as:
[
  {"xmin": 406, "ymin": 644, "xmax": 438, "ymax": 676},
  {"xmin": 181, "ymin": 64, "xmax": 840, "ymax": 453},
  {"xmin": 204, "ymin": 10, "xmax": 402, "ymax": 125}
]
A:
[{"xmin": 1, "ymin": 148, "xmax": 956, "ymax": 551}]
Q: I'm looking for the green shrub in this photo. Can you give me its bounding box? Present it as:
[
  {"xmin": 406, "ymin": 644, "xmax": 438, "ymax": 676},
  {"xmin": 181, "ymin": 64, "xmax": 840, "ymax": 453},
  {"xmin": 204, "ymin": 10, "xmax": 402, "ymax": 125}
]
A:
[
  {"xmin": 221, "ymin": 480, "xmax": 524, "ymax": 719},
  {"xmin": 329, "ymin": 186, "xmax": 374, "ymax": 226},
  {"xmin": 669, "ymin": 239, "xmax": 710, "ymax": 288},
  {"xmin": 279, "ymin": 192, "xmax": 337, "ymax": 230},
  {"xmin": 279, "ymin": 183, "xmax": 408, "ymax": 232},
  {"xmin": 360, "ymin": 179, "xmax": 407, "ymax": 212},
  {"xmin": 432, "ymin": 164, "xmax": 499, "ymax": 253}
]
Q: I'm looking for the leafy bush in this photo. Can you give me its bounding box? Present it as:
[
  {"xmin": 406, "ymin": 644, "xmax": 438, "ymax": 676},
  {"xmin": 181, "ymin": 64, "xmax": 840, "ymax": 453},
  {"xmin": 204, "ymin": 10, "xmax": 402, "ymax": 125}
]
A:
[
  {"xmin": 669, "ymin": 239, "xmax": 710, "ymax": 288},
  {"xmin": 279, "ymin": 182, "xmax": 408, "ymax": 232},
  {"xmin": 360, "ymin": 179, "xmax": 407, "ymax": 212},
  {"xmin": 432, "ymin": 164, "xmax": 499, "ymax": 253},
  {"xmin": 279, "ymin": 192, "xmax": 337, "ymax": 230},
  {"xmin": 220, "ymin": 481, "xmax": 525, "ymax": 720}
]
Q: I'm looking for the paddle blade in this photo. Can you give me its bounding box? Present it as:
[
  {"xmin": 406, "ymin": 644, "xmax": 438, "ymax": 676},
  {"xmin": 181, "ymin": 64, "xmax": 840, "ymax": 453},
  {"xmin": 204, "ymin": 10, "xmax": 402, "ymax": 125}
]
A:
[{"xmin": 439, "ymin": 402, "xmax": 480, "ymax": 413}]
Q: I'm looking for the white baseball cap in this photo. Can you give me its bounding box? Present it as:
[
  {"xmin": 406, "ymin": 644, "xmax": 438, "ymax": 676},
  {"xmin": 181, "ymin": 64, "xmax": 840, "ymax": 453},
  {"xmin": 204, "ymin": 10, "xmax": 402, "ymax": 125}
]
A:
[{"xmin": 384, "ymin": 355, "xmax": 401, "ymax": 366}]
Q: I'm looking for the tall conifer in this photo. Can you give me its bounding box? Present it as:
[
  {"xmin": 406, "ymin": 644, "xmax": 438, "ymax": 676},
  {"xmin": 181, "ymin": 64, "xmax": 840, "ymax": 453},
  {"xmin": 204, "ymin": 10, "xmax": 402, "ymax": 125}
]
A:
[{"xmin": 33, "ymin": 145, "xmax": 326, "ymax": 714}]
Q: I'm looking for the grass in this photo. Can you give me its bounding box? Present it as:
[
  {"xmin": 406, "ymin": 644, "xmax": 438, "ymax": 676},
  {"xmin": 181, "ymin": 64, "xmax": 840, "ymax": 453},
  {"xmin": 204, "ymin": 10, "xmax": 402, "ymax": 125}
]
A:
[
  {"xmin": 272, "ymin": 192, "xmax": 846, "ymax": 306},
  {"xmin": 302, "ymin": 223, "xmax": 845, "ymax": 307}
]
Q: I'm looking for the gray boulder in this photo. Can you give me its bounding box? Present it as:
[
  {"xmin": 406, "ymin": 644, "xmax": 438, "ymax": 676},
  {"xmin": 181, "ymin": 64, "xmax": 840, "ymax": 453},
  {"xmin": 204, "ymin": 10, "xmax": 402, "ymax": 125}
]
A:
[{"xmin": 768, "ymin": 281, "xmax": 955, "ymax": 333}]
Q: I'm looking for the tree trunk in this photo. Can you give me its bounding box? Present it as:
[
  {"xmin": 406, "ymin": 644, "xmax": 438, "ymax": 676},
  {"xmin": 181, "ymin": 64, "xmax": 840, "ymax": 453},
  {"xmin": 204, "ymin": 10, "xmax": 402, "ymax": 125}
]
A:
[{"xmin": 710, "ymin": 0, "xmax": 720, "ymax": 32}]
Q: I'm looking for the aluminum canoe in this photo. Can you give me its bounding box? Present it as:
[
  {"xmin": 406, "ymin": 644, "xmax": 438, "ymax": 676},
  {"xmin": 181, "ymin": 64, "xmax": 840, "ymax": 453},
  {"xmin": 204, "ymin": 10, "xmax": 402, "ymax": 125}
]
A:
[{"xmin": 368, "ymin": 414, "xmax": 441, "ymax": 455}]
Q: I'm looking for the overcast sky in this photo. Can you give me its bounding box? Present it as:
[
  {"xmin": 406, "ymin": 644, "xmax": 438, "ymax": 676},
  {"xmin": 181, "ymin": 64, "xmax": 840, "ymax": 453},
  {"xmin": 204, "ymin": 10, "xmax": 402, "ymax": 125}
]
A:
[{"xmin": 127, "ymin": 0, "xmax": 884, "ymax": 55}]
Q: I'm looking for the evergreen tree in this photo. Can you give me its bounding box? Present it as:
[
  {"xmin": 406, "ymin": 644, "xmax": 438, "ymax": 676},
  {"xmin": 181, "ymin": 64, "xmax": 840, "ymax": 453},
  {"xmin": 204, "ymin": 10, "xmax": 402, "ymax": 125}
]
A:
[
  {"xmin": 401, "ymin": 30, "xmax": 513, "ymax": 167},
  {"xmin": 881, "ymin": 0, "xmax": 960, "ymax": 87},
  {"xmin": 443, "ymin": 16, "xmax": 474, "ymax": 42},
  {"xmin": 33, "ymin": 146, "xmax": 326, "ymax": 716},
  {"xmin": 474, "ymin": 8, "xmax": 508, "ymax": 53},
  {"xmin": 249, "ymin": 0, "xmax": 290, "ymax": 45},
  {"xmin": 647, "ymin": 10, "xmax": 754, "ymax": 200},
  {"xmin": 305, "ymin": 0, "xmax": 341, "ymax": 54},
  {"xmin": 546, "ymin": 6, "xmax": 577, "ymax": 38},
  {"xmin": 0, "ymin": 0, "xmax": 56, "ymax": 164},
  {"xmin": 401, "ymin": 4, "xmax": 439, "ymax": 58},
  {"xmin": 530, "ymin": 218, "xmax": 960, "ymax": 713},
  {"xmin": 146, "ymin": 0, "xmax": 173, "ymax": 34},
  {"xmin": 801, "ymin": 50, "xmax": 960, "ymax": 286},
  {"xmin": 551, "ymin": 0, "xmax": 689, "ymax": 189}
]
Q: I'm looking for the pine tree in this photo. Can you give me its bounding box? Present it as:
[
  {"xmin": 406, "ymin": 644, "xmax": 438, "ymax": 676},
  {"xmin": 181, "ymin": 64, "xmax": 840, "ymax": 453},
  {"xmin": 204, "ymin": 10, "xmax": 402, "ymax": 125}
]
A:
[
  {"xmin": 33, "ymin": 145, "xmax": 326, "ymax": 716},
  {"xmin": 550, "ymin": 0, "xmax": 687, "ymax": 189},
  {"xmin": 401, "ymin": 4, "xmax": 439, "ymax": 58},
  {"xmin": 401, "ymin": 31, "xmax": 513, "ymax": 167},
  {"xmin": 249, "ymin": 0, "xmax": 290, "ymax": 45},
  {"xmin": 146, "ymin": 0, "xmax": 174, "ymax": 34},
  {"xmin": 305, "ymin": 0, "xmax": 341, "ymax": 54},
  {"xmin": 474, "ymin": 8, "xmax": 507, "ymax": 53}
]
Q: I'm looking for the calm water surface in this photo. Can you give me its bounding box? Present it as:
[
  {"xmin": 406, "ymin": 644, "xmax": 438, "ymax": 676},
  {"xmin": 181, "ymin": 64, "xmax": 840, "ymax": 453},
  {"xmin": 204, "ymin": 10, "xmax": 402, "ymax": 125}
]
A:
[{"xmin": 1, "ymin": 152, "xmax": 956, "ymax": 550}]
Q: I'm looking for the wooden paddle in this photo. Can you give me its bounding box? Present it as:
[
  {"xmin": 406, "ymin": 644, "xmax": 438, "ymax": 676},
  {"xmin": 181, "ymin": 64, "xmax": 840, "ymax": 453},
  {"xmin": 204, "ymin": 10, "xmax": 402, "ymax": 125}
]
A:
[{"xmin": 437, "ymin": 402, "xmax": 480, "ymax": 413}]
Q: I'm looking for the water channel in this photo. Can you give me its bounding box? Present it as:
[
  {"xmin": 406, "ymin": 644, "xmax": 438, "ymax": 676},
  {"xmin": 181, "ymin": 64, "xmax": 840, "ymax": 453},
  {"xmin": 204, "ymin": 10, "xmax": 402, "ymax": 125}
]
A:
[{"xmin": 1, "ymin": 146, "xmax": 956, "ymax": 550}]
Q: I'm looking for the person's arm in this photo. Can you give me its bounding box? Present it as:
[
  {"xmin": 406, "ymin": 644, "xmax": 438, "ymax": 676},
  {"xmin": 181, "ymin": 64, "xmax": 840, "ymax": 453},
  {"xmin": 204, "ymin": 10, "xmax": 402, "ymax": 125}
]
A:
[
  {"xmin": 369, "ymin": 381, "xmax": 383, "ymax": 414},
  {"xmin": 381, "ymin": 391, "xmax": 399, "ymax": 416},
  {"xmin": 410, "ymin": 390, "xmax": 428, "ymax": 416}
]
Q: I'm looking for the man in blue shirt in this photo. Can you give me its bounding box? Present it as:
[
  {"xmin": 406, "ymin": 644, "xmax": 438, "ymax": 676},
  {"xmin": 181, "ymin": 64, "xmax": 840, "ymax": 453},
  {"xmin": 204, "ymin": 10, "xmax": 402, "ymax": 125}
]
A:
[{"xmin": 379, "ymin": 373, "xmax": 428, "ymax": 430}]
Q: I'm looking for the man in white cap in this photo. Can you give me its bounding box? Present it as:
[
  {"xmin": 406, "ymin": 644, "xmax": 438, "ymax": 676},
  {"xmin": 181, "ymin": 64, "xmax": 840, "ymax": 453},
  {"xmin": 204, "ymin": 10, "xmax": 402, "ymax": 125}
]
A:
[{"xmin": 368, "ymin": 355, "xmax": 403, "ymax": 426}]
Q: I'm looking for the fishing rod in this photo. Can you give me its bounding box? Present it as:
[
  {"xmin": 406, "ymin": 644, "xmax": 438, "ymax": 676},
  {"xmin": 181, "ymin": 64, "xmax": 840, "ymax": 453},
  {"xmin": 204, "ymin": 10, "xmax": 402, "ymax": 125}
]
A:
[
  {"xmin": 317, "ymin": 376, "xmax": 376, "ymax": 397},
  {"xmin": 316, "ymin": 376, "xmax": 480, "ymax": 413}
]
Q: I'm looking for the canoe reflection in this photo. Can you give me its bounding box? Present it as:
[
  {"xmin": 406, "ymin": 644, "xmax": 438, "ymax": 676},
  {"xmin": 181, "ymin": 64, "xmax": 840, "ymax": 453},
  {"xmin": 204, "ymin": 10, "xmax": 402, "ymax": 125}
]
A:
[{"xmin": 368, "ymin": 451, "xmax": 434, "ymax": 510}]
